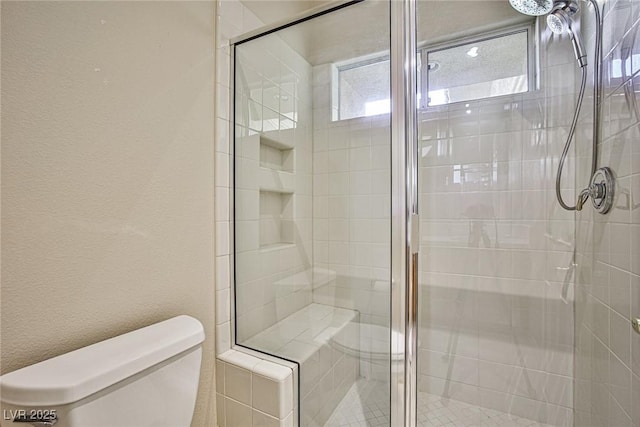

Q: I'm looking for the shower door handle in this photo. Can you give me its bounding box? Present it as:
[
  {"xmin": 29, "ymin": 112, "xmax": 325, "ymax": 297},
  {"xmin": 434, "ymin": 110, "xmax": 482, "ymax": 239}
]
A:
[{"xmin": 410, "ymin": 213, "xmax": 420, "ymax": 255}]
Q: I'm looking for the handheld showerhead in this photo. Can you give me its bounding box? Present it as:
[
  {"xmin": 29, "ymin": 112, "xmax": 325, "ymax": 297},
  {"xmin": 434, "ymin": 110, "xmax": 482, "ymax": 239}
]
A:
[
  {"xmin": 547, "ymin": 10, "xmax": 570, "ymax": 33},
  {"xmin": 509, "ymin": 0, "xmax": 587, "ymax": 67},
  {"xmin": 546, "ymin": 2, "xmax": 588, "ymax": 67}
]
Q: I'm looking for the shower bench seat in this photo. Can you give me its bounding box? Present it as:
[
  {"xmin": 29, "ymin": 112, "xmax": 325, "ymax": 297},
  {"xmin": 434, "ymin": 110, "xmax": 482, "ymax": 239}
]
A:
[{"xmin": 243, "ymin": 303, "xmax": 360, "ymax": 426}]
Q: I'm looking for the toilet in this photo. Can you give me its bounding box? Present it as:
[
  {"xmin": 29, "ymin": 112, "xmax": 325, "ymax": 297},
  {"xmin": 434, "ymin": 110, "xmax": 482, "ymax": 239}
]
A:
[{"xmin": 0, "ymin": 315, "xmax": 204, "ymax": 427}]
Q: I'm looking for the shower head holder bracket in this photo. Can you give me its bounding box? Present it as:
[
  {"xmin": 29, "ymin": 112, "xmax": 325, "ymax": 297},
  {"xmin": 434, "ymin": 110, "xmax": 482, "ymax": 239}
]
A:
[{"xmin": 551, "ymin": 0, "xmax": 579, "ymax": 15}]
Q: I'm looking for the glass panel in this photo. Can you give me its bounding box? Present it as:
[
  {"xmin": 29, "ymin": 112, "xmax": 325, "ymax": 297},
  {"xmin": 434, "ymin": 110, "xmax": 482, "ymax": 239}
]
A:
[
  {"xmin": 426, "ymin": 30, "xmax": 529, "ymax": 106},
  {"xmin": 338, "ymin": 57, "xmax": 391, "ymax": 119},
  {"xmin": 416, "ymin": 1, "xmax": 577, "ymax": 426},
  {"xmin": 233, "ymin": 2, "xmax": 391, "ymax": 425}
]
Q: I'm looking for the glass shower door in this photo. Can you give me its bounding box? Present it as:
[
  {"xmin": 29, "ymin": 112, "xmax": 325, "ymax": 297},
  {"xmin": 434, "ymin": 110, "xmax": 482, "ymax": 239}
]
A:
[
  {"xmin": 232, "ymin": 2, "xmax": 393, "ymax": 425},
  {"xmin": 414, "ymin": 1, "xmax": 577, "ymax": 425}
]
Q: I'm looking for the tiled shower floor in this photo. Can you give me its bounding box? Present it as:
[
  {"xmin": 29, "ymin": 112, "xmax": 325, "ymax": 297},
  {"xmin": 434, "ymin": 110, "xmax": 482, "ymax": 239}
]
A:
[
  {"xmin": 323, "ymin": 379, "xmax": 390, "ymax": 427},
  {"xmin": 323, "ymin": 379, "xmax": 554, "ymax": 427}
]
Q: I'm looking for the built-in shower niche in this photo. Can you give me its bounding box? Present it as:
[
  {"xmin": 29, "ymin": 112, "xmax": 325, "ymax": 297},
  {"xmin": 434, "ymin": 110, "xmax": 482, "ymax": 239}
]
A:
[
  {"xmin": 254, "ymin": 130, "xmax": 296, "ymax": 250},
  {"xmin": 259, "ymin": 189, "xmax": 294, "ymax": 250},
  {"xmin": 258, "ymin": 131, "xmax": 294, "ymax": 172}
]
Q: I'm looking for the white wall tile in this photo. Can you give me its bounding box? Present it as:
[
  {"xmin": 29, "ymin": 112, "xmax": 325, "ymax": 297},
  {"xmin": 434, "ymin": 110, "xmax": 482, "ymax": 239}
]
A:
[
  {"xmin": 216, "ymin": 393, "xmax": 226, "ymax": 427},
  {"xmin": 225, "ymin": 363, "xmax": 252, "ymax": 405},
  {"xmin": 252, "ymin": 374, "xmax": 285, "ymax": 418},
  {"xmin": 253, "ymin": 409, "xmax": 279, "ymax": 427},
  {"xmin": 573, "ymin": 2, "xmax": 639, "ymax": 421},
  {"xmin": 216, "ymin": 288, "xmax": 230, "ymax": 325},
  {"xmin": 225, "ymin": 397, "xmax": 252, "ymax": 426},
  {"xmin": 216, "ymin": 321, "xmax": 230, "ymax": 354},
  {"xmin": 216, "ymin": 359, "xmax": 225, "ymax": 394},
  {"xmin": 215, "ymin": 221, "xmax": 230, "ymax": 256},
  {"xmin": 216, "ymin": 255, "xmax": 230, "ymax": 291}
]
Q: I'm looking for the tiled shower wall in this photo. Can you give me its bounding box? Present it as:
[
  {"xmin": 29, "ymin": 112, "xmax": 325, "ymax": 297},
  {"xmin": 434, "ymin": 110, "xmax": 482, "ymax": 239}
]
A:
[
  {"xmin": 310, "ymin": 63, "xmax": 392, "ymax": 380},
  {"xmin": 233, "ymin": 33, "xmax": 314, "ymax": 343},
  {"xmin": 417, "ymin": 23, "xmax": 579, "ymax": 425},
  {"xmin": 215, "ymin": 0, "xmax": 262, "ymax": 360},
  {"xmin": 215, "ymin": 0, "xmax": 315, "ymax": 351},
  {"xmin": 310, "ymin": 66, "xmax": 391, "ymax": 285},
  {"xmin": 574, "ymin": 0, "xmax": 640, "ymax": 425}
]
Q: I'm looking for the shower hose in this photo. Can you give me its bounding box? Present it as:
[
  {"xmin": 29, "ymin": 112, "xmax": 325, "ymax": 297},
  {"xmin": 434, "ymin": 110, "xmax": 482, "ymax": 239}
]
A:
[{"xmin": 555, "ymin": 0, "xmax": 602, "ymax": 211}]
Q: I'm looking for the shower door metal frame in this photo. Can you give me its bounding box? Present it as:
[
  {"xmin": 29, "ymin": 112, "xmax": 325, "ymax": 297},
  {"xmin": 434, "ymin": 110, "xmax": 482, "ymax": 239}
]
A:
[{"xmin": 390, "ymin": 0, "xmax": 419, "ymax": 426}]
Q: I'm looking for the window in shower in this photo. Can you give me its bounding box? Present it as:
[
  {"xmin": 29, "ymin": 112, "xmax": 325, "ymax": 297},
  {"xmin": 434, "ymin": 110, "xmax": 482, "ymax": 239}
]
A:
[
  {"xmin": 421, "ymin": 25, "xmax": 536, "ymax": 107},
  {"xmin": 335, "ymin": 54, "xmax": 391, "ymax": 120}
]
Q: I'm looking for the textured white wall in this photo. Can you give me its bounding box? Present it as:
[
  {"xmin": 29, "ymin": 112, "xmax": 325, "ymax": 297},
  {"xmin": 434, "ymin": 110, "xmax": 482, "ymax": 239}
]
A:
[{"xmin": 0, "ymin": 2, "xmax": 217, "ymax": 425}]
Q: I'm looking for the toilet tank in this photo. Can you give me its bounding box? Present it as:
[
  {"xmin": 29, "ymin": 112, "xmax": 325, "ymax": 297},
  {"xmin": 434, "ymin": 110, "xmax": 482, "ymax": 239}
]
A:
[{"xmin": 0, "ymin": 315, "xmax": 204, "ymax": 427}]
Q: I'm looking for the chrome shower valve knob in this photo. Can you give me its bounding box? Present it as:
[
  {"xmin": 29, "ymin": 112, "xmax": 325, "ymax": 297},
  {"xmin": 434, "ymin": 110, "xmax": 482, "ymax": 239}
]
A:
[
  {"xmin": 589, "ymin": 182, "xmax": 606, "ymax": 200},
  {"xmin": 589, "ymin": 167, "xmax": 615, "ymax": 214}
]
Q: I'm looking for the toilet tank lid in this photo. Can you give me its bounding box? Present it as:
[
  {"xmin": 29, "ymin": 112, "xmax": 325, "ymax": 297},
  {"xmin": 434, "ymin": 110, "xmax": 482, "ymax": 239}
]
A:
[{"xmin": 0, "ymin": 315, "xmax": 204, "ymax": 407}]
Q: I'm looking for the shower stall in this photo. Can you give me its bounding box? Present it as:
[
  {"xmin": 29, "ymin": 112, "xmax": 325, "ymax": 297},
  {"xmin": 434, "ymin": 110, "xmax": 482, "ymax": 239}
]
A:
[{"xmin": 228, "ymin": 0, "xmax": 639, "ymax": 425}]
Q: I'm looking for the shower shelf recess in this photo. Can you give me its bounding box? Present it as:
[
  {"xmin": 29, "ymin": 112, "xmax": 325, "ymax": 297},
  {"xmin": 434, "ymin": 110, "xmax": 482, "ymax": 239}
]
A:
[
  {"xmin": 255, "ymin": 131, "xmax": 295, "ymax": 173},
  {"xmin": 255, "ymin": 131, "xmax": 296, "ymax": 250},
  {"xmin": 259, "ymin": 186, "xmax": 295, "ymax": 250}
]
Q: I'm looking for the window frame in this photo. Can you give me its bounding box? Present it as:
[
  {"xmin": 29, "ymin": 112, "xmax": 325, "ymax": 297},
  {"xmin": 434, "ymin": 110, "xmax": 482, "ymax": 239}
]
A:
[
  {"xmin": 419, "ymin": 21, "xmax": 539, "ymax": 108},
  {"xmin": 331, "ymin": 21, "xmax": 540, "ymax": 120}
]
